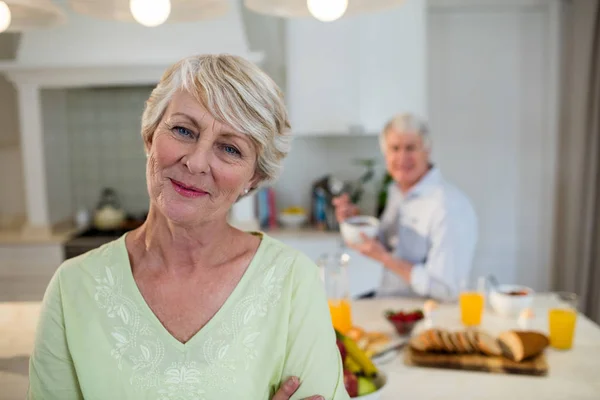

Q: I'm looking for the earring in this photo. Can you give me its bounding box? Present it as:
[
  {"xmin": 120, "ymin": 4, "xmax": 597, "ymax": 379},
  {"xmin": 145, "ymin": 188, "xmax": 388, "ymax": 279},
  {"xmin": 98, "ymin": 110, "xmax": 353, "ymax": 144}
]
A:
[{"xmin": 244, "ymin": 188, "xmax": 250, "ymax": 194}]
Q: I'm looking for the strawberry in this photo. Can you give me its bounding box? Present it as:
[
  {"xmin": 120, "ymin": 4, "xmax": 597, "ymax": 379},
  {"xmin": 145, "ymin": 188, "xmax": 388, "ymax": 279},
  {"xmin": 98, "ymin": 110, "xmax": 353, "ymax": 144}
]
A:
[
  {"xmin": 343, "ymin": 369, "xmax": 359, "ymax": 397},
  {"xmin": 337, "ymin": 338, "xmax": 347, "ymax": 363}
]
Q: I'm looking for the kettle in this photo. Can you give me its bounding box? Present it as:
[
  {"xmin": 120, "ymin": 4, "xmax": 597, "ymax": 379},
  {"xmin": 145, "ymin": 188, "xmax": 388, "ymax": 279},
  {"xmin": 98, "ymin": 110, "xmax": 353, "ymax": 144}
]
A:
[{"xmin": 93, "ymin": 188, "xmax": 126, "ymax": 231}]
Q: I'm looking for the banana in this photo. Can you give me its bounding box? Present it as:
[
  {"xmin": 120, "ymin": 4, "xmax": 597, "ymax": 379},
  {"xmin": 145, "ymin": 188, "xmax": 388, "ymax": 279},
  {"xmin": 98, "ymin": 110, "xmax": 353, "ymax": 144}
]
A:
[
  {"xmin": 344, "ymin": 356, "xmax": 362, "ymax": 374},
  {"xmin": 337, "ymin": 331, "xmax": 378, "ymax": 377}
]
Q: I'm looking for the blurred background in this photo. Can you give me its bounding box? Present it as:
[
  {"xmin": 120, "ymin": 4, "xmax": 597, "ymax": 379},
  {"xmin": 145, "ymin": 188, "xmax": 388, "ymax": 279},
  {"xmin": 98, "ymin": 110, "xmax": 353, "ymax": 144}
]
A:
[{"xmin": 0, "ymin": 0, "xmax": 598, "ymax": 397}]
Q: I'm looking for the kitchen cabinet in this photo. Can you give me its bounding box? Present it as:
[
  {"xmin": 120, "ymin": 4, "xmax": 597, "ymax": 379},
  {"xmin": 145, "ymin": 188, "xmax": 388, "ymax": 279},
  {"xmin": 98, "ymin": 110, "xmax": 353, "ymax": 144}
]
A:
[{"xmin": 285, "ymin": 0, "xmax": 427, "ymax": 136}]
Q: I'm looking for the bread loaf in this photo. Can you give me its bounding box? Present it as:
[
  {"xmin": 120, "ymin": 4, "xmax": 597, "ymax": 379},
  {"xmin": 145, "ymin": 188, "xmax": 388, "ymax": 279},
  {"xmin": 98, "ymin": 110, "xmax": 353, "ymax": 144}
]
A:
[
  {"xmin": 440, "ymin": 330, "xmax": 457, "ymax": 353},
  {"xmin": 450, "ymin": 332, "xmax": 466, "ymax": 353},
  {"xmin": 477, "ymin": 331, "xmax": 503, "ymax": 356},
  {"xmin": 465, "ymin": 329, "xmax": 480, "ymax": 352},
  {"xmin": 409, "ymin": 334, "xmax": 430, "ymax": 352},
  {"xmin": 498, "ymin": 331, "xmax": 549, "ymax": 362},
  {"xmin": 457, "ymin": 331, "xmax": 475, "ymax": 353}
]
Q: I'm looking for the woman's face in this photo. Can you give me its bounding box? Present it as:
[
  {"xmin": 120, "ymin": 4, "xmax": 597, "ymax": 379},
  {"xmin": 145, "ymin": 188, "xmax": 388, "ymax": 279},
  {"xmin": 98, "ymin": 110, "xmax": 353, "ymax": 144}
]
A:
[{"xmin": 145, "ymin": 90, "xmax": 258, "ymax": 226}]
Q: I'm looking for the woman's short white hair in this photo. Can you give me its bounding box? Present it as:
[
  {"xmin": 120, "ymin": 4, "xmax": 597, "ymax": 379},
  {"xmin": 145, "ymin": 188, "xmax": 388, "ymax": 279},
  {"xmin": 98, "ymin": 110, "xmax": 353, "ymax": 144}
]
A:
[
  {"xmin": 141, "ymin": 54, "xmax": 292, "ymax": 193},
  {"xmin": 379, "ymin": 113, "xmax": 431, "ymax": 152}
]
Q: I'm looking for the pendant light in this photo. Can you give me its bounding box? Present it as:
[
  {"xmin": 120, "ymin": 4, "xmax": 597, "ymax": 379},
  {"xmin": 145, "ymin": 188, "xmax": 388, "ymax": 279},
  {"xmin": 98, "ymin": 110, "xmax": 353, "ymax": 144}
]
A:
[
  {"xmin": 68, "ymin": 0, "xmax": 229, "ymax": 27},
  {"xmin": 0, "ymin": 0, "xmax": 65, "ymax": 33},
  {"xmin": 245, "ymin": 0, "xmax": 405, "ymax": 21}
]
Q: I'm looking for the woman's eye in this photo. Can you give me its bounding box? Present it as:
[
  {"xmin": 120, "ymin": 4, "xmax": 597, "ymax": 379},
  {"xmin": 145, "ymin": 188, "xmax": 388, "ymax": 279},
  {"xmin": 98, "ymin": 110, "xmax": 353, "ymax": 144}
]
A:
[
  {"xmin": 173, "ymin": 126, "xmax": 193, "ymax": 137},
  {"xmin": 223, "ymin": 145, "xmax": 241, "ymax": 156}
]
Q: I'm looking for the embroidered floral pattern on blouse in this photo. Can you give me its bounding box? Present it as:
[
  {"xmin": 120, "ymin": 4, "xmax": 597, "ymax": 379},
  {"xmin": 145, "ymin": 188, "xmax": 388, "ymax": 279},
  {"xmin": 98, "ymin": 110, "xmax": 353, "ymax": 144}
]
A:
[{"xmin": 93, "ymin": 240, "xmax": 293, "ymax": 398}]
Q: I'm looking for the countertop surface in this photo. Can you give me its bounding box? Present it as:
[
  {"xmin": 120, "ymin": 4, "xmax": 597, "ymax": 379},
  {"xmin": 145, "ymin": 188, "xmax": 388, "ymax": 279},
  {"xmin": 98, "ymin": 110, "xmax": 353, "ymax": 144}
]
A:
[
  {"xmin": 354, "ymin": 295, "xmax": 600, "ymax": 400},
  {"xmin": 2, "ymin": 295, "xmax": 600, "ymax": 399},
  {"xmin": 0, "ymin": 223, "xmax": 339, "ymax": 246}
]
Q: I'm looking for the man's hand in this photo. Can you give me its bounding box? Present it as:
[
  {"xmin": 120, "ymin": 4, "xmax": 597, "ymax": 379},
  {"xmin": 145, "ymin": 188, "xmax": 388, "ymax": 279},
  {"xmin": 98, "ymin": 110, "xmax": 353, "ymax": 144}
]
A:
[
  {"xmin": 332, "ymin": 193, "xmax": 360, "ymax": 223},
  {"xmin": 272, "ymin": 376, "xmax": 324, "ymax": 400},
  {"xmin": 348, "ymin": 233, "xmax": 389, "ymax": 263},
  {"xmin": 350, "ymin": 233, "xmax": 414, "ymax": 283}
]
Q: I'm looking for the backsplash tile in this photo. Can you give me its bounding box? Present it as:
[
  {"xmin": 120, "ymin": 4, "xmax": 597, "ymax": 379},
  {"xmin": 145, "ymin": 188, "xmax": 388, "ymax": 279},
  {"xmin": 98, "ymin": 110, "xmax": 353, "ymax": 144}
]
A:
[
  {"xmin": 43, "ymin": 86, "xmax": 152, "ymax": 219},
  {"xmin": 42, "ymin": 86, "xmax": 385, "ymax": 222}
]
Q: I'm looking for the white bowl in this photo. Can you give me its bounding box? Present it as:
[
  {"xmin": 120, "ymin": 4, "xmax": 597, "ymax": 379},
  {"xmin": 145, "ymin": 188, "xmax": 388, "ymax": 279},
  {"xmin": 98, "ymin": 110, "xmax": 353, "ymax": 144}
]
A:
[
  {"xmin": 340, "ymin": 216, "xmax": 380, "ymax": 245},
  {"xmin": 489, "ymin": 284, "xmax": 534, "ymax": 317},
  {"xmin": 353, "ymin": 371, "xmax": 387, "ymax": 400},
  {"xmin": 278, "ymin": 212, "xmax": 307, "ymax": 228}
]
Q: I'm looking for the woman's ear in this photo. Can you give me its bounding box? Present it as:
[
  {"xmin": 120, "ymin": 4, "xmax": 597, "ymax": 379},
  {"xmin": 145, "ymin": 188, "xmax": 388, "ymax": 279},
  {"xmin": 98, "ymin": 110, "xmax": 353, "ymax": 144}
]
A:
[
  {"xmin": 144, "ymin": 134, "xmax": 153, "ymax": 157},
  {"xmin": 249, "ymin": 172, "xmax": 264, "ymax": 192}
]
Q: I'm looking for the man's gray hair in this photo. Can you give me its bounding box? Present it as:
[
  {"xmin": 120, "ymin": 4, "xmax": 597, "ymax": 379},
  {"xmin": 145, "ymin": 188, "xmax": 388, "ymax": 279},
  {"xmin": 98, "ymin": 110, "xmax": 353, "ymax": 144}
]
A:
[{"xmin": 379, "ymin": 113, "xmax": 431, "ymax": 152}]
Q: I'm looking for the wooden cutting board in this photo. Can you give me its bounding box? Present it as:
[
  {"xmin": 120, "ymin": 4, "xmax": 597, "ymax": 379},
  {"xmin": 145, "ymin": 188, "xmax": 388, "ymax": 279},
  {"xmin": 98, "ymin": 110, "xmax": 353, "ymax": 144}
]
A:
[{"xmin": 404, "ymin": 347, "xmax": 548, "ymax": 376}]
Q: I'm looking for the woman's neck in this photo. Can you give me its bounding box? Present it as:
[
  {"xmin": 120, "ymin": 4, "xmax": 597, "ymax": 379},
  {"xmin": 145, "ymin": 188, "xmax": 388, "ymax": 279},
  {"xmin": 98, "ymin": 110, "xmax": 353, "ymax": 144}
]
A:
[{"xmin": 130, "ymin": 206, "xmax": 242, "ymax": 276}]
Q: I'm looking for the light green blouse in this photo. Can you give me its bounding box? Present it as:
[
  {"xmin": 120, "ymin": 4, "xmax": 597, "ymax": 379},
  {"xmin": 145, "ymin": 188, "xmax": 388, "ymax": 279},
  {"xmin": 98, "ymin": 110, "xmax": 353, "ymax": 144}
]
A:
[{"xmin": 28, "ymin": 233, "xmax": 349, "ymax": 400}]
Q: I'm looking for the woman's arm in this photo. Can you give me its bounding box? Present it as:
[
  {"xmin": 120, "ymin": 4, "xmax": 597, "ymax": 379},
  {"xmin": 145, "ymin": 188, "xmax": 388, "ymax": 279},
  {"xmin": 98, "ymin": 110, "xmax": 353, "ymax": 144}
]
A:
[
  {"xmin": 28, "ymin": 271, "xmax": 83, "ymax": 400},
  {"xmin": 280, "ymin": 253, "xmax": 350, "ymax": 400}
]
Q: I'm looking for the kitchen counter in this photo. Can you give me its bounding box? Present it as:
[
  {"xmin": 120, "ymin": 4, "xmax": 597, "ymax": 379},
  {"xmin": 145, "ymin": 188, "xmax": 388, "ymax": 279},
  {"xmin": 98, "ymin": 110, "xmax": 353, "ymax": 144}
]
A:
[
  {"xmin": 354, "ymin": 295, "xmax": 600, "ymax": 399},
  {"xmin": 2, "ymin": 295, "xmax": 600, "ymax": 399},
  {"xmin": 0, "ymin": 224, "xmax": 81, "ymax": 245}
]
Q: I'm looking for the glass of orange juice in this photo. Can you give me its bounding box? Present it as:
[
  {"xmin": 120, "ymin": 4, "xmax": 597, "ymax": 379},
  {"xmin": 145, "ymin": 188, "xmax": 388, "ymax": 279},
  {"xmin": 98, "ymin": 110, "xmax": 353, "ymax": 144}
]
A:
[
  {"xmin": 548, "ymin": 292, "xmax": 578, "ymax": 350},
  {"xmin": 321, "ymin": 252, "xmax": 353, "ymax": 334},
  {"xmin": 459, "ymin": 277, "xmax": 486, "ymax": 326}
]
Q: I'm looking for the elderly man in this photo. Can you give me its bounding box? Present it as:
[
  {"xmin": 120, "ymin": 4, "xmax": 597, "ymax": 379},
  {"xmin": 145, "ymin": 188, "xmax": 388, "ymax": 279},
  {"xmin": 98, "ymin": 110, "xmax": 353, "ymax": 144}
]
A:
[{"xmin": 334, "ymin": 113, "xmax": 478, "ymax": 301}]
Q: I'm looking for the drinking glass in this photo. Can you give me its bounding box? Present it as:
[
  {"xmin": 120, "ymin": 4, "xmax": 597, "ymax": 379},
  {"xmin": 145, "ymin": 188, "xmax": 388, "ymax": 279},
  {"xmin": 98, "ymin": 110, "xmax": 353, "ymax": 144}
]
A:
[
  {"xmin": 319, "ymin": 252, "xmax": 353, "ymax": 334},
  {"xmin": 548, "ymin": 292, "xmax": 578, "ymax": 350},
  {"xmin": 460, "ymin": 277, "xmax": 486, "ymax": 326}
]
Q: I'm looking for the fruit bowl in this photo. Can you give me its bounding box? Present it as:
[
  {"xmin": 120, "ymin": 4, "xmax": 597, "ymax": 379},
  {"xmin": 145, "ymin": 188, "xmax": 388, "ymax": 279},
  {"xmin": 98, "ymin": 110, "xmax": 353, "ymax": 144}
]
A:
[
  {"xmin": 353, "ymin": 371, "xmax": 387, "ymax": 399},
  {"xmin": 336, "ymin": 330, "xmax": 385, "ymax": 398},
  {"xmin": 384, "ymin": 309, "xmax": 424, "ymax": 336}
]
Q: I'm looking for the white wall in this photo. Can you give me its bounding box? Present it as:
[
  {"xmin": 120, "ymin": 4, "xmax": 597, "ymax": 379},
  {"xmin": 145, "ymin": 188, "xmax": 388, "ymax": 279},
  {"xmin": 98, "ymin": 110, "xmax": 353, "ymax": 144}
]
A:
[
  {"xmin": 41, "ymin": 89, "xmax": 73, "ymax": 225},
  {"xmin": 428, "ymin": 3, "xmax": 558, "ymax": 291},
  {"xmin": 0, "ymin": 72, "xmax": 24, "ymax": 227},
  {"xmin": 13, "ymin": 1, "xmax": 254, "ymax": 67},
  {"xmin": 0, "ymin": 75, "xmax": 19, "ymax": 147},
  {"xmin": 0, "ymin": 146, "xmax": 25, "ymax": 227}
]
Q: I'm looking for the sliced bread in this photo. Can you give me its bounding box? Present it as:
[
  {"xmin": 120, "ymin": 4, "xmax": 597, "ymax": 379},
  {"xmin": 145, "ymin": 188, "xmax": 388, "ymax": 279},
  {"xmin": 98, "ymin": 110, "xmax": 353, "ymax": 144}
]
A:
[
  {"xmin": 425, "ymin": 329, "xmax": 445, "ymax": 352},
  {"xmin": 465, "ymin": 329, "xmax": 481, "ymax": 352},
  {"xmin": 477, "ymin": 331, "xmax": 503, "ymax": 357},
  {"xmin": 498, "ymin": 331, "xmax": 550, "ymax": 362},
  {"xmin": 409, "ymin": 334, "xmax": 430, "ymax": 352},
  {"xmin": 457, "ymin": 331, "xmax": 475, "ymax": 353},
  {"xmin": 450, "ymin": 332, "xmax": 466, "ymax": 353},
  {"xmin": 440, "ymin": 330, "xmax": 457, "ymax": 353}
]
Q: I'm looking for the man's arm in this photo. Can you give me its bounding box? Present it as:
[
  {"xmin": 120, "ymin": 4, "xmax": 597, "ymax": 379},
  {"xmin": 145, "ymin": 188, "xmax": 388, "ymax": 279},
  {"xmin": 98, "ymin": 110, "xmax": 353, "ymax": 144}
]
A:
[{"xmin": 354, "ymin": 205, "xmax": 478, "ymax": 301}]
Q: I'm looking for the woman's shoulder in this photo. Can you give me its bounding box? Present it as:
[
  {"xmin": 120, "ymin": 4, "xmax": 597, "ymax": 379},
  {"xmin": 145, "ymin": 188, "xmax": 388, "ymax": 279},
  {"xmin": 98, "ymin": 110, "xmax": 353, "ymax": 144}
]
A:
[
  {"xmin": 253, "ymin": 233, "xmax": 320, "ymax": 279},
  {"xmin": 55, "ymin": 235, "xmax": 127, "ymax": 282}
]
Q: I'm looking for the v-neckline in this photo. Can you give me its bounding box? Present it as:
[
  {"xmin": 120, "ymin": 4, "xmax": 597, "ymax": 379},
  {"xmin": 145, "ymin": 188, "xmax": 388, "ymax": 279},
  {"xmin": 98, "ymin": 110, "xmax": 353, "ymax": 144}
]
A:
[{"xmin": 117, "ymin": 231, "xmax": 267, "ymax": 352}]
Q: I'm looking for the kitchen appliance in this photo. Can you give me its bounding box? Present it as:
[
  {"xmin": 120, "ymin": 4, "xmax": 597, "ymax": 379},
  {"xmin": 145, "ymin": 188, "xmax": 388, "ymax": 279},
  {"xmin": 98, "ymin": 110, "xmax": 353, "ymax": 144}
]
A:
[
  {"xmin": 310, "ymin": 175, "xmax": 348, "ymax": 231},
  {"xmin": 93, "ymin": 188, "xmax": 126, "ymax": 231},
  {"xmin": 64, "ymin": 211, "xmax": 146, "ymax": 260}
]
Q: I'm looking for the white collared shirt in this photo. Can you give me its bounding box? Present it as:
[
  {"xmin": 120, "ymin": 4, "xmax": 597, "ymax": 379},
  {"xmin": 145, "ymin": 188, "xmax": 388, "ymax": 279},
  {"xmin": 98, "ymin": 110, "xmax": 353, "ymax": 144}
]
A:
[{"xmin": 377, "ymin": 167, "xmax": 478, "ymax": 301}]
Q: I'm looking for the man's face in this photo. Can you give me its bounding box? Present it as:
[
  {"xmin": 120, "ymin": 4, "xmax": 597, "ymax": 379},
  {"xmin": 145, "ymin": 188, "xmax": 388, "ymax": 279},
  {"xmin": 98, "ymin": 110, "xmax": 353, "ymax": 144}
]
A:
[{"xmin": 383, "ymin": 130, "xmax": 430, "ymax": 190}]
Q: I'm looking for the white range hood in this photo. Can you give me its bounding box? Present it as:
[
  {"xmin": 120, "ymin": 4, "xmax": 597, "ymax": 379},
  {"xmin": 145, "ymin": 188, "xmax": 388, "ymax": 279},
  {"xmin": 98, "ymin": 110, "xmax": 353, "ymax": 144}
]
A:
[{"xmin": 0, "ymin": 0, "xmax": 263, "ymax": 87}]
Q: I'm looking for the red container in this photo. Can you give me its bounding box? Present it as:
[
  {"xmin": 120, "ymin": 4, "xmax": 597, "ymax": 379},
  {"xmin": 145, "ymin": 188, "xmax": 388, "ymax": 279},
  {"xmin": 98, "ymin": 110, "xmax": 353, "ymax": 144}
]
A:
[{"xmin": 385, "ymin": 310, "xmax": 424, "ymax": 336}]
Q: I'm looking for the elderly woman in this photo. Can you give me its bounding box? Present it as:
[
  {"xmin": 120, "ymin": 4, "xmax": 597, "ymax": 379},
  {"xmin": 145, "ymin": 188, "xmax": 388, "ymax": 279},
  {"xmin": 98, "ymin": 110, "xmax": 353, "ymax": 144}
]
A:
[
  {"xmin": 28, "ymin": 55, "xmax": 347, "ymax": 400},
  {"xmin": 334, "ymin": 113, "xmax": 478, "ymax": 301}
]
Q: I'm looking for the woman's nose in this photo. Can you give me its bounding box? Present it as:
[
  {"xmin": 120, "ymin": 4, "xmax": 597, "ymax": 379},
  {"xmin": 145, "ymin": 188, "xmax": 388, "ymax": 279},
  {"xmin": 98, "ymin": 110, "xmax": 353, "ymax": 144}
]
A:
[{"xmin": 184, "ymin": 142, "xmax": 213, "ymax": 174}]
